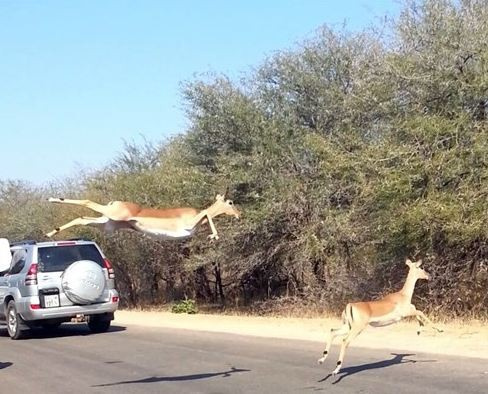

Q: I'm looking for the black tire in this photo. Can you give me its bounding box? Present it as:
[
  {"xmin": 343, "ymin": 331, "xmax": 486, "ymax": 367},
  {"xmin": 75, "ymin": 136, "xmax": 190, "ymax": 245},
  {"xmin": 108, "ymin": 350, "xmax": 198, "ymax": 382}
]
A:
[
  {"xmin": 6, "ymin": 301, "xmax": 26, "ymax": 340},
  {"xmin": 87, "ymin": 316, "xmax": 111, "ymax": 333}
]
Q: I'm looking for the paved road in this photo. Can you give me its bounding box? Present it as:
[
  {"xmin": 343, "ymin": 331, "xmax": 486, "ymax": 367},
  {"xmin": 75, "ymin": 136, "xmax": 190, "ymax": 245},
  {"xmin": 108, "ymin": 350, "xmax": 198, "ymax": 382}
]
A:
[{"xmin": 0, "ymin": 323, "xmax": 486, "ymax": 393}]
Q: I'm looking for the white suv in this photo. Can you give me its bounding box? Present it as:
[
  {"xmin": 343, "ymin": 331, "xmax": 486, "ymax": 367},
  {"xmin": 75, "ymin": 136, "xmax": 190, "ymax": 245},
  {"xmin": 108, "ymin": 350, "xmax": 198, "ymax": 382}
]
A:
[{"xmin": 0, "ymin": 238, "xmax": 119, "ymax": 339}]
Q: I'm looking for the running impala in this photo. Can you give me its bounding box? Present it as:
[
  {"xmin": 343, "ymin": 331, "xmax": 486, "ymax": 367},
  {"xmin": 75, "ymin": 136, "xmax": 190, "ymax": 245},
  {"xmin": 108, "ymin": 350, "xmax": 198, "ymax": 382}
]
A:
[
  {"xmin": 46, "ymin": 194, "xmax": 240, "ymax": 241},
  {"xmin": 317, "ymin": 258, "xmax": 443, "ymax": 375}
]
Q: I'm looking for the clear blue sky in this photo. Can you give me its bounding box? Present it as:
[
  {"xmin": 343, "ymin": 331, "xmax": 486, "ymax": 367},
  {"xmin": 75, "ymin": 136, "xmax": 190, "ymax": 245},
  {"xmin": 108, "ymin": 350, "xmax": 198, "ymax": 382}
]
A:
[{"xmin": 0, "ymin": 0, "xmax": 399, "ymax": 185}]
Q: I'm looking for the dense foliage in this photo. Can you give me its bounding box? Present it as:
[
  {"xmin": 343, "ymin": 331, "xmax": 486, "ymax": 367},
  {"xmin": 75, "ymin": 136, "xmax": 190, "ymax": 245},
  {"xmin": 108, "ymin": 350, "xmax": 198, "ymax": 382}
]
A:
[{"xmin": 1, "ymin": 1, "xmax": 488, "ymax": 318}]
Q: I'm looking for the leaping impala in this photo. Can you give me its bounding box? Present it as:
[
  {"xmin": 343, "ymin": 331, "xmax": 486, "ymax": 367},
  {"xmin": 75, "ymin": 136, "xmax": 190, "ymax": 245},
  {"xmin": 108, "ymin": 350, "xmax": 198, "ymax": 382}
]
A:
[
  {"xmin": 46, "ymin": 194, "xmax": 240, "ymax": 241},
  {"xmin": 317, "ymin": 258, "xmax": 443, "ymax": 375}
]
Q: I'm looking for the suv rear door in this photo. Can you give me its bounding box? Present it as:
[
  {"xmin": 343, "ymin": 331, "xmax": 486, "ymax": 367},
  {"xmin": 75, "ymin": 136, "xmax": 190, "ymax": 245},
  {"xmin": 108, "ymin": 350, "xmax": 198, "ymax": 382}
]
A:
[{"xmin": 37, "ymin": 243, "xmax": 108, "ymax": 306}]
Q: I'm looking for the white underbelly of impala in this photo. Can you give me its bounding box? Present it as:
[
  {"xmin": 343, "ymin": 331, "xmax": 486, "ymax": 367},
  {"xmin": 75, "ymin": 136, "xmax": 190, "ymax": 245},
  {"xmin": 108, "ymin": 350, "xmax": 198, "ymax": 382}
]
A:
[
  {"xmin": 368, "ymin": 310, "xmax": 402, "ymax": 327},
  {"xmin": 133, "ymin": 224, "xmax": 194, "ymax": 239}
]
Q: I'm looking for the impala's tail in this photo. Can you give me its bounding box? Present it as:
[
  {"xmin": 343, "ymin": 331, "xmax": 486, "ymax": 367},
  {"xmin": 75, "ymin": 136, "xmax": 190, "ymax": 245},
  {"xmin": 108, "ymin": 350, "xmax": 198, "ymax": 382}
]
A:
[{"xmin": 344, "ymin": 303, "xmax": 355, "ymax": 330}]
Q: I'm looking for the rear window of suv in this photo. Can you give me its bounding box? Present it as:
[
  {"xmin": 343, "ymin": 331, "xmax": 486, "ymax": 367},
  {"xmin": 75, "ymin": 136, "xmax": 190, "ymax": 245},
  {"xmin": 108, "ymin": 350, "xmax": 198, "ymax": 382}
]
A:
[{"xmin": 37, "ymin": 244, "xmax": 105, "ymax": 273}]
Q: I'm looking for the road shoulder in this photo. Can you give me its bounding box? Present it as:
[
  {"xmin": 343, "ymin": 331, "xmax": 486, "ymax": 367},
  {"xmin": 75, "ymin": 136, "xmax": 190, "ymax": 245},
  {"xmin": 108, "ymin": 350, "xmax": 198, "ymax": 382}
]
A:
[{"xmin": 114, "ymin": 310, "xmax": 488, "ymax": 359}]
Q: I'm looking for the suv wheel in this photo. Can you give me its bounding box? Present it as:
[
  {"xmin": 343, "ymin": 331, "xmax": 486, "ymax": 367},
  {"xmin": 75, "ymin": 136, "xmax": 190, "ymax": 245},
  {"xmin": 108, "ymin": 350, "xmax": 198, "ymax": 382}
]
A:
[
  {"xmin": 87, "ymin": 316, "xmax": 111, "ymax": 333},
  {"xmin": 7, "ymin": 301, "xmax": 26, "ymax": 340}
]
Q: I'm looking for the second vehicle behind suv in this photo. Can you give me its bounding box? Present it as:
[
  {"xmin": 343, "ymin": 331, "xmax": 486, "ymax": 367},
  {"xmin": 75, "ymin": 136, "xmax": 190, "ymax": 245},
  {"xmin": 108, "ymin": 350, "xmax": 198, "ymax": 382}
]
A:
[{"xmin": 0, "ymin": 238, "xmax": 119, "ymax": 339}]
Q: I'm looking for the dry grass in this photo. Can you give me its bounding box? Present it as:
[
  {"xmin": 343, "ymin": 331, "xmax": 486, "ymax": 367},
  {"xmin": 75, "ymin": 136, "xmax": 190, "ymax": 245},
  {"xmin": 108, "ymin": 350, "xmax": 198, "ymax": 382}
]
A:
[{"xmin": 122, "ymin": 299, "xmax": 487, "ymax": 323}]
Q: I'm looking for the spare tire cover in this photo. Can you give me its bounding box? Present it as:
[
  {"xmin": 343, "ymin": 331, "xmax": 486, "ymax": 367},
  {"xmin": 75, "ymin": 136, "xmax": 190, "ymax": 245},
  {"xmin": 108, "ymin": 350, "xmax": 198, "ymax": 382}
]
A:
[{"xmin": 61, "ymin": 260, "xmax": 105, "ymax": 304}]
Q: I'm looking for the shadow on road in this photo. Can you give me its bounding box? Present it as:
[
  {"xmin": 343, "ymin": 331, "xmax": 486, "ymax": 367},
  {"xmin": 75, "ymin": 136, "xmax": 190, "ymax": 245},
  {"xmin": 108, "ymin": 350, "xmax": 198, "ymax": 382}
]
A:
[
  {"xmin": 318, "ymin": 353, "xmax": 437, "ymax": 384},
  {"xmin": 92, "ymin": 366, "xmax": 251, "ymax": 387},
  {"xmin": 1, "ymin": 324, "xmax": 126, "ymax": 340},
  {"xmin": 0, "ymin": 362, "xmax": 13, "ymax": 370}
]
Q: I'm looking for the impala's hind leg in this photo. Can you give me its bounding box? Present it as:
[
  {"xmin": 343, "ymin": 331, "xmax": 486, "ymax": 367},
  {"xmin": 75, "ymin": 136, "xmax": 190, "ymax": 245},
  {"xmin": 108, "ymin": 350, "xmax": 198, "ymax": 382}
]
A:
[
  {"xmin": 48, "ymin": 198, "xmax": 139, "ymax": 220},
  {"xmin": 46, "ymin": 216, "xmax": 108, "ymax": 237},
  {"xmin": 317, "ymin": 324, "xmax": 350, "ymax": 364},
  {"xmin": 332, "ymin": 323, "xmax": 366, "ymax": 375},
  {"xmin": 48, "ymin": 198, "xmax": 112, "ymax": 215}
]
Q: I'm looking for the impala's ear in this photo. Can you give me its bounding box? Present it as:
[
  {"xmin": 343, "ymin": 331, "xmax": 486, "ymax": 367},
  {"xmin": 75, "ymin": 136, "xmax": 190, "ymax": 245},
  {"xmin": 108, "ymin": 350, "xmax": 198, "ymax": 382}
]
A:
[
  {"xmin": 216, "ymin": 194, "xmax": 224, "ymax": 201},
  {"xmin": 405, "ymin": 258, "xmax": 413, "ymax": 266},
  {"xmin": 416, "ymin": 259, "xmax": 423, "ymax": 267}
]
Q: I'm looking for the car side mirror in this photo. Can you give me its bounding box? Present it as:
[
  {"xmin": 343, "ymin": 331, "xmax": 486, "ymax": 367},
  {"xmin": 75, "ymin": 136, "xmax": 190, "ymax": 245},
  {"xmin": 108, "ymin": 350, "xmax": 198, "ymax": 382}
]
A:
[{"xmin": 0, "ymin": 238, "xmax": 12, "ymax": 272}]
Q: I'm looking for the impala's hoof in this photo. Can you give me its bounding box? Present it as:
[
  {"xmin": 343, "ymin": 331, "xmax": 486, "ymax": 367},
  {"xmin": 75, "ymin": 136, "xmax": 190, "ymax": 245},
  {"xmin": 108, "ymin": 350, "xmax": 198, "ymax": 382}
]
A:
[{"xmin": 332, "ymin": 361, "xmax": 342, "ymax": 375}]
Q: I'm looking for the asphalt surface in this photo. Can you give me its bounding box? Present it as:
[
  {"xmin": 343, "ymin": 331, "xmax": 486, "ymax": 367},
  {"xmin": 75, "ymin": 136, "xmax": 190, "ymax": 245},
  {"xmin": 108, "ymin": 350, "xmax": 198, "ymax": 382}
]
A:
[{"xmin": 0, "ymin": 323, "xmax": 486, "ymax": 394}]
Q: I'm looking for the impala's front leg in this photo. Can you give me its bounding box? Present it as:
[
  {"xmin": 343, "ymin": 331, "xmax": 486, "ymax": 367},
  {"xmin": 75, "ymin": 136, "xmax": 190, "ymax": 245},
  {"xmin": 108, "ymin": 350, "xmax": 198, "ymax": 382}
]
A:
[
  {"xmin": 188, "ymin": 210, "xmax": 219, "ymax": 241},
  {"xmin": 206, "ymin": 216, "xmax": 219, "ymax": 240},
  {"xmin": 416, "ymin": 315, "xmax": 425, "ymax": 335},
  {"xmin": 414, "ymin": 310, "xmax": 443, "ymax": 333}
]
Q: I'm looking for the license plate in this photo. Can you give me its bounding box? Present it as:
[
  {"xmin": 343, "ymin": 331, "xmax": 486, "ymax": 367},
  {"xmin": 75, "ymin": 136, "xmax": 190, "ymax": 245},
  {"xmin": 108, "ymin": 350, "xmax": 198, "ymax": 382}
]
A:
[{"xmin": 44, "ymin": 294, "xmax": 60, "ymax": 308}]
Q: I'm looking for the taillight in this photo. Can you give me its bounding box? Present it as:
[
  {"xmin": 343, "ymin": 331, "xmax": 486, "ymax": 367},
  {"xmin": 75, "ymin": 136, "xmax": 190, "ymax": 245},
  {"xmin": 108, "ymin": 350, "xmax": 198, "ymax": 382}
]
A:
[
  {"xmin": 30, "ymin": 304, "xmax": 41, "ymax": 309},
  {"xmin": 104, "ymin": 258, "xmax": 115, "ymax": 279},
  {"xmin": 112, "ymin": 296, "xmax": 119, "ymax": 303},
  {"xmin": 25, "ymin": 263, "xmax": 38, "ymax": 286}
]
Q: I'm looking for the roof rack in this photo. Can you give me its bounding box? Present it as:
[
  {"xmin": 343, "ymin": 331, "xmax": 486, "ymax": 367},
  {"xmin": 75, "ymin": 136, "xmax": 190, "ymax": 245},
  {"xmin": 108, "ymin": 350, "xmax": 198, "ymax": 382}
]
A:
[
  {"xmin": 10, "ymin": 240, "xmax": 37, "ymax": 246},
  {"xmin": 67, "ymin": 238, "xmax": 93, "ymax": 242}
]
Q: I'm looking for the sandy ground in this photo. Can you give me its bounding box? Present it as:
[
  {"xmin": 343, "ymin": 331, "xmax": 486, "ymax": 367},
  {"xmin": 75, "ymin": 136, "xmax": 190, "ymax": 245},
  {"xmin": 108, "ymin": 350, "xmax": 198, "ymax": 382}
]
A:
[{"xmin": 114, "ymin": 310, "xmax": 488, "ymax": 360}]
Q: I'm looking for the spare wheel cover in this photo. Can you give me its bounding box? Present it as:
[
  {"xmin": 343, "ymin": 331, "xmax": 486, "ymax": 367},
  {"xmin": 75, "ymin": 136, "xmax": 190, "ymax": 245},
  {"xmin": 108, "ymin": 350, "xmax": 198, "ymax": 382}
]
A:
[{"xmin": 61, "ymin": 260, "xmax": 105, "ymax": 304}]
